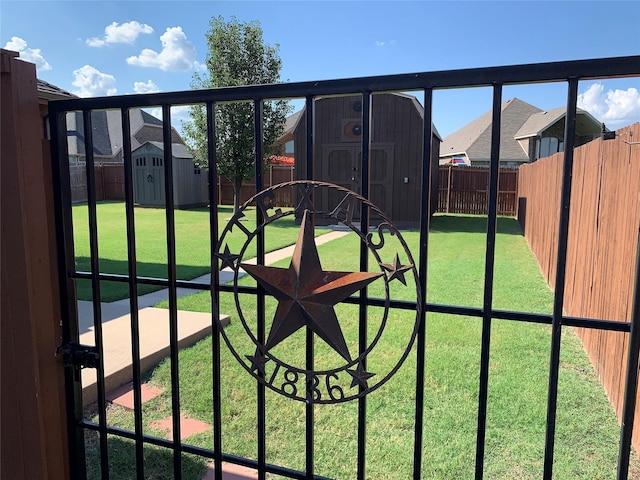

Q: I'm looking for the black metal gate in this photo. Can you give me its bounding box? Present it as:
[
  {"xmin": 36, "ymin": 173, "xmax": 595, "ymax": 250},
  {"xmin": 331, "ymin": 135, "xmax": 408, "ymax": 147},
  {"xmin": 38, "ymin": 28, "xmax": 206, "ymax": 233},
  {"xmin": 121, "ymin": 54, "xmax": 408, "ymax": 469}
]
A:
[{"xmin": 50, "ymin": 56, "xmax": 640, "ymax": 479}]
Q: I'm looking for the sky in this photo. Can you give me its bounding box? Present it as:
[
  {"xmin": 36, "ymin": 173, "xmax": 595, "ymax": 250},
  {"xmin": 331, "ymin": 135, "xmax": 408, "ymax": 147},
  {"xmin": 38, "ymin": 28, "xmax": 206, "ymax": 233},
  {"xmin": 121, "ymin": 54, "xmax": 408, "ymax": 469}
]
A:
[{"xmin": 2, "ymin": 1, "xmax": 639, "ymax": 137}]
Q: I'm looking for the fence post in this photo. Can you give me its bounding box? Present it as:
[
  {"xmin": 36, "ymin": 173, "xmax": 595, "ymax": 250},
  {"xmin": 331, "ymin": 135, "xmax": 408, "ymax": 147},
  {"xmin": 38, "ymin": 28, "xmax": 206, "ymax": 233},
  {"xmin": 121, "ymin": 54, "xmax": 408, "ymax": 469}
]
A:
[
  {"xmin": 617, "ymin": 227, "xmax": 640, "ymax": 478},
  {"xmin": 1, "ymin": 48, "xmax": 69, "ymax": 479},
  {"xmin": 446, "ymin": 165, "xmax": 452, "ymax": 213}
]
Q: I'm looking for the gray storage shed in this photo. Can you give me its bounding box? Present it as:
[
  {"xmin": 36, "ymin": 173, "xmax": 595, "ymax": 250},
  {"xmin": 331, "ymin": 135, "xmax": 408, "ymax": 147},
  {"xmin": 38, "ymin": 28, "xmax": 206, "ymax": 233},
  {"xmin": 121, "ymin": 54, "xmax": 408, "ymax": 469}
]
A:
[{"xmin": 132, "ymin": 141, "xmax": 208, "ymax": 208}]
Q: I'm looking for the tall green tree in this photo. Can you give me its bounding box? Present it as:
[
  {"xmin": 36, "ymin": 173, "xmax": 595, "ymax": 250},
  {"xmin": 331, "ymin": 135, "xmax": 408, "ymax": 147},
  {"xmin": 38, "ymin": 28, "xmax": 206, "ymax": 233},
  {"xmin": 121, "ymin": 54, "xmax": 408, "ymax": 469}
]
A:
[{"xmin": 182, "ymin": 16, "xmax": 290, "ymax": 213}]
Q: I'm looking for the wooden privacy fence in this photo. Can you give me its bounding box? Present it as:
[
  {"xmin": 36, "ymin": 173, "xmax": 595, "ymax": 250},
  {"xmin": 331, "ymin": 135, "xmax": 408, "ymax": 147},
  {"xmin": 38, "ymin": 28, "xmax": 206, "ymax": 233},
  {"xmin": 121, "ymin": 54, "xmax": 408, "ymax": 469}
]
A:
[
  {"xmin": 217, "ymin": 164, "xmax": 295, "ymax": 206},
  {"xmin": 518, "ymin": 122, "xmax": 640, "ymax": 452},
  {"xmin": 73, "ymin": 163, "xmax": 526, "ymax": 216},
  {"xmin": 69, "ymin": 165, "xmax": 87, "ymax": 203},
  {"xmin": 437, "ymin": 166, "xmax": 518, "ymax": 216},
  {"xmin": 69, "ymin": 164, "xmax": 124, "ymax": 203}
]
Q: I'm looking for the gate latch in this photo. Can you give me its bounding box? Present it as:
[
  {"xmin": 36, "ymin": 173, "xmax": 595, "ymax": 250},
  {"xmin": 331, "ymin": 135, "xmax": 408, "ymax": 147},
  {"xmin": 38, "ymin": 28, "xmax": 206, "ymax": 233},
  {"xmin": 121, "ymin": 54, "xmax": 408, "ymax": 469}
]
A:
[{"xmin": 56, "ymin": 343, "xmax": 100, "ymax": 369}]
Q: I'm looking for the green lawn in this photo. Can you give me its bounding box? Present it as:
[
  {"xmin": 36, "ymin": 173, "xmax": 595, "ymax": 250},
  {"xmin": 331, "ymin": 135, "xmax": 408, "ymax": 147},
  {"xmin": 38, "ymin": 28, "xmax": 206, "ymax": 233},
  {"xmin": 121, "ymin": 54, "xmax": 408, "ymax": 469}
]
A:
[
  {"xmin": 86, "ymin": 214, "xmax": 636, "ymax": 479},
  {"xmin": 73, "ymin": 202, "xmax": 322, "ymax": 302}
]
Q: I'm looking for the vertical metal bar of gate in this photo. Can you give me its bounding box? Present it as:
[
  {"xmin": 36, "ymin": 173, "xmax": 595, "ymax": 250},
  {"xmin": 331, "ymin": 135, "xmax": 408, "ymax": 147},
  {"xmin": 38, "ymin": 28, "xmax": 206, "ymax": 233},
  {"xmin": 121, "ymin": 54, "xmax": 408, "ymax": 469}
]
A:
[
  {"xmin": 83, "ymin": 110, "xmax": 110, "ymax": 479},
  {"xmin": 207, "ymin": 101, "xmax": 224, "ymax": 479},
  {"xmin": 51, "ymin": 110, "xmax": 87, "ymax": 478},
  {"xmin": 254, "ymin": 99, "xmax": 267, "ymax": 480},
  {"xmin": 305, "ymin": 94, "xmax": 315, "ymax": 479},
  {"xmin": 305, "ymin": 95, "xmax": 314, "ymax": 182},
  {"xmin": 617, "ymin": 228, "xmax": 640, "ymax": 479},
  {"xmin": 412, "ymin": 87, "xmax": 433, "ymax": 479},
  {"xmin": 475, "ymin": 84, "xmax": 503, "ymax": 479},
  {"xmin": 161, "ymin": 104, "xmax": 182, "ymax": 477},
  {"xmin": 120, "ymin": 107, "xmax": 145, "ymax": 480},
  {"xmin": 543, "ymin": 77, "xmax": 579, "ymax": 479},
  {"xmin": 356, "ymin": 91, "xmax": 372, "ymax": 480}
]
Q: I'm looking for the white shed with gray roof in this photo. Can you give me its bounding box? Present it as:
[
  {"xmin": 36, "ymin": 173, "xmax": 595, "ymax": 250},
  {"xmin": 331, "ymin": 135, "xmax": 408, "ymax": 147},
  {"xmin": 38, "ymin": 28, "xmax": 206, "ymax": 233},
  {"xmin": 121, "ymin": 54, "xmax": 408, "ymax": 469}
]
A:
[{"xmin": 132, "ymin": 141, "xmax": 208, "ymax": 208}]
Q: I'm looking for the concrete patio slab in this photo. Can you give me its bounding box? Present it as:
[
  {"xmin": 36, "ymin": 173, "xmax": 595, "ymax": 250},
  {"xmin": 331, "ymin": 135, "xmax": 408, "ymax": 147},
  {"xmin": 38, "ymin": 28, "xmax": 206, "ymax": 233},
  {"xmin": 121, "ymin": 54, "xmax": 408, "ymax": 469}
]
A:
[
  {"xmin": 77, "ymin": 301, "xmax": 132, "ymax": 335},
  {"xmin": 81, "ymin": 308, "xmax": 229, "ymax": 406}
]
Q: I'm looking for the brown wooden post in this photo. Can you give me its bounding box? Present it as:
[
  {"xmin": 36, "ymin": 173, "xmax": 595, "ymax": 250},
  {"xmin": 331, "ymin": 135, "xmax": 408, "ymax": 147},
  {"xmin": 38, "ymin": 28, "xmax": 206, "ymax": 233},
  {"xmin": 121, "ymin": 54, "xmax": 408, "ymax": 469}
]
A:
[
  {"xmin": 1, "ymin": 49, "xmax": 69, "ymax": 479},
  {"xmin": 446, "ymin": 164, "xmax": 452, "ymax": 213}
]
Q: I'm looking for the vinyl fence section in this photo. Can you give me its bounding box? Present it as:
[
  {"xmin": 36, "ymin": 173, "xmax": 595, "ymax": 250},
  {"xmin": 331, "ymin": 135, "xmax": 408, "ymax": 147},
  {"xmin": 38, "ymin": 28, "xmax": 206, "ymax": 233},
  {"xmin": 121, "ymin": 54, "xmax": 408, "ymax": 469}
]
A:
[
  {"xmin": 437, "ymin": 166, "xmax": 518, "ymax": 216},
  {"xmin": 518, "ymin": 122, "xmax": 640, "ymax": 452}
]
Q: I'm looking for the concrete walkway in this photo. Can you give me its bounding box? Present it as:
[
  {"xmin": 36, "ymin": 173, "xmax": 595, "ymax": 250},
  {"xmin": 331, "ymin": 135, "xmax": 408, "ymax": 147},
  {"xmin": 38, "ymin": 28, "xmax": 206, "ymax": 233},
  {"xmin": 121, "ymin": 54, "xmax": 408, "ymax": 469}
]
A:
[{"xmin": 78, "ymin": 230, "xmax": 349, "ymax": 405}]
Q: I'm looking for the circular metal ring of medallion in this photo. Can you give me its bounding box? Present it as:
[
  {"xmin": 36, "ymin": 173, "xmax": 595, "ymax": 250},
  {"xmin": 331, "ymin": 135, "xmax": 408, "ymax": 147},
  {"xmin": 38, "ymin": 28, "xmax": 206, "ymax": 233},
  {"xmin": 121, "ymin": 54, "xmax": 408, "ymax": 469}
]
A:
[{"xmin": 215, "ymin": 181, "xmax": 422, "ymax": 404}]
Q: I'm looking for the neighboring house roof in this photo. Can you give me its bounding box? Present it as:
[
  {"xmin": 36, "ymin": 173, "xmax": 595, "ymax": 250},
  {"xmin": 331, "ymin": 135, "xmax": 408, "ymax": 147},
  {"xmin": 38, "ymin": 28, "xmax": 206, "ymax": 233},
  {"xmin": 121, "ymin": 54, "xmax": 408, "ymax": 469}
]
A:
[
  {"xmin": 514, "ymin": 106, "xmax": 601, "ymax": 139},
  {"xmin": 513, "ymin": 107, "xmax": 567, "ymax": 139},
  {"xmin": 66, "ymin": 111, "xmax": 116, "ymax": 158},
  {"xmin": 140, "ymin": 141, "xmax": 193, "ymax": 159},
  {"xmin": 67, "ymin": 109, "xmax": 185, "ymax": 159},
  {"xmin": 440, "ymin": 98, "xmax": 542, "ymax": 164},
  {"xmin": 37, "ymin": 79, "xmax": 77, "ymax": 100},
  {"xmin": 441, "ymin": 98, "xmax": 605, "ymax": 165}
]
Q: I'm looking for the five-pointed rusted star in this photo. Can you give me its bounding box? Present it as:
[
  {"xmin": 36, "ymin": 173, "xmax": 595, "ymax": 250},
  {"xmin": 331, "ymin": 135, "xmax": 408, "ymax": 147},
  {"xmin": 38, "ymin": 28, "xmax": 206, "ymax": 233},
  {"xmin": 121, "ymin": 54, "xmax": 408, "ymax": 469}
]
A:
[
  {"xmin": 216, "ymin": 244, "xmax": 241, "ymax": 270},
  {"xmin": 381, "ymin": 253, "xmax": 412, "ymax": 286},
  {"xmin": 240, "ymin": 210, "xmax": 383, "ymax": 362},
  {"xmin": 347, "ymin": 361, "xmax": 376, "ymax": 388},
  {"xmin": 245, "ymin": 351, "xmax": 268, "ymax": 375}
]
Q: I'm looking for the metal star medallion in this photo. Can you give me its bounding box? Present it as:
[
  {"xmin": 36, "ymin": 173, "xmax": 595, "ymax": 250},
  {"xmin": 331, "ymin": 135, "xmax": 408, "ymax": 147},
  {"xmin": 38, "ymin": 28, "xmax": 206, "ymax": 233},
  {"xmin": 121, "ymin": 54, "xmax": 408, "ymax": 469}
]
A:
[{"xmin": 240, "ymin": 210, "xmax": 383, "ymax": 362}]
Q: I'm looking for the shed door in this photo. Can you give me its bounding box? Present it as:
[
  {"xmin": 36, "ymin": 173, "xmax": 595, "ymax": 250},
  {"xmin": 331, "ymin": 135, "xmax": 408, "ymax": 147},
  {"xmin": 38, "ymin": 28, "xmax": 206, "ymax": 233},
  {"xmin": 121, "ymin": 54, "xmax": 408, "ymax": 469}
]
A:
[
  {"xmin": 134, "ymin": 157, "xmax": 149, "ymax": 203},
  {"xmin": 369, "ymin": 144, "xmax": 394, "ymax": 216},
  {"xmin": 320, "ymin": 144, "xmax": 394, "ymax": 219},
  {"xmin": 134, "ymin": 156, "xmax": 165, "ymax": 205},
  {"xmin": 149, "ymin": 157, "xmax": 165, "ymax": 204},
  {"xmin": 321, "ymin": 146, "xmax": 359, "ymax": 216}
]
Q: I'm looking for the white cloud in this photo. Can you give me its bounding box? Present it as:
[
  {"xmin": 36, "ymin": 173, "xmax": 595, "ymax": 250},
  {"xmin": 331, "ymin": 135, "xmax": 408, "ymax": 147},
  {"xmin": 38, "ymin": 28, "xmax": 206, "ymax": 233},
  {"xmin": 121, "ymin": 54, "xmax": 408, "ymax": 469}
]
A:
[
  {"xmin": 375, "ymin": 40, "xmax": 396, "ymax": 47},
  {"xmin": 3, "ymin": 36, "xmax": 52, "ymax": 72},
  {"xmin": 578, "ymin": 82, "xmax": 640, "ymax": 128},
  {"xmin": 86, "ymin": 21, "xmax": 154, "ymax": 47},
  {"xmin": 127, "ymin": 26, "xmax": 199, "ymax": 72},
  {"xmin": 72, "ymin": 65, "xmax": 117, "ymax": 97},
  {"xmin": 171, "ymin": 105, "xmax": 192, "ymax": 127},
  {"xmin": 133, "ymin": 80, "xmax": 160, "ymax": 94}
]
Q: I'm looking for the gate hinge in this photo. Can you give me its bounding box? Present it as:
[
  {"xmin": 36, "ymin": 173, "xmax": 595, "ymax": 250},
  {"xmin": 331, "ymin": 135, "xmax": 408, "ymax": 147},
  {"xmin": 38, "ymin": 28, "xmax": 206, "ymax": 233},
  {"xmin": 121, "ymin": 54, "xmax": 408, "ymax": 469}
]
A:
[{"xmin": 56, "ymin": 343, "xmax": 100, "ymax": 369}]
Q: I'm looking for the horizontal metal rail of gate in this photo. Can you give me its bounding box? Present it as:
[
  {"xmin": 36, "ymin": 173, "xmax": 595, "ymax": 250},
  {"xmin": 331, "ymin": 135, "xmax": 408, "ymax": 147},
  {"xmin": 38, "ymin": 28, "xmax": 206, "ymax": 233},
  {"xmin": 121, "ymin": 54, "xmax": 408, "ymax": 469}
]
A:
[{"xmin": 49, "ymin": 56, "xmax": 640, "ymax": 479}]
